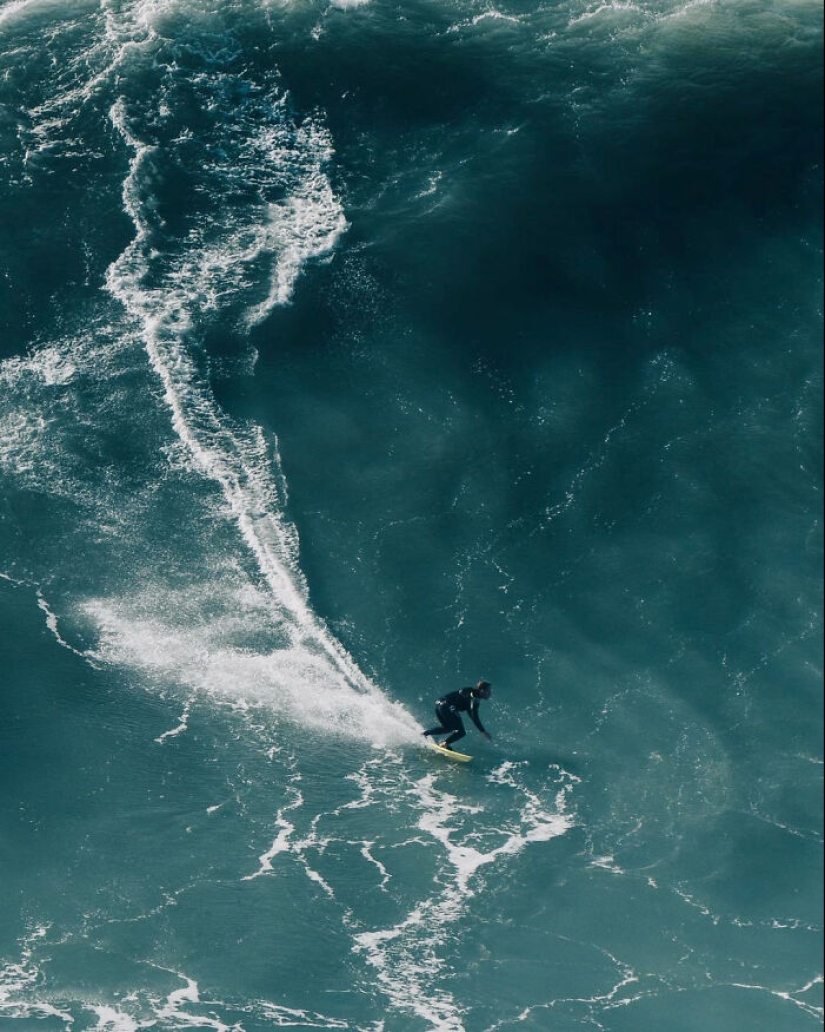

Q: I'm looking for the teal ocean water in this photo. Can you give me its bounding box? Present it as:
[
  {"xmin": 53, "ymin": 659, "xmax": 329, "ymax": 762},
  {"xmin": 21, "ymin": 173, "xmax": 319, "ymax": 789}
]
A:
[{"xmin": 1, "ymin": 1, "xmax": 822, "ymax": 1029}]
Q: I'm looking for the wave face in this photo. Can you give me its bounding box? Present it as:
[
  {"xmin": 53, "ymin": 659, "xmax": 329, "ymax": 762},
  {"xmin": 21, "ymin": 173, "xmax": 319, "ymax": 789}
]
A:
[
  {"xmin": 0, "ymin": 0, "xmax": 415, "ymax": 743},
  {"xmin": 0, "ymin": 0, "xmax": 822, "ymax": 1029}
]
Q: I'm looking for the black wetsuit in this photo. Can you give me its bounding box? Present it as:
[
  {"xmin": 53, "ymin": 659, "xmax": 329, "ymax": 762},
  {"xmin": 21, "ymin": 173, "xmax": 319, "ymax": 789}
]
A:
[{"xmin": 423, "ymin": 688, "xmax": 488, "ymax": 748}]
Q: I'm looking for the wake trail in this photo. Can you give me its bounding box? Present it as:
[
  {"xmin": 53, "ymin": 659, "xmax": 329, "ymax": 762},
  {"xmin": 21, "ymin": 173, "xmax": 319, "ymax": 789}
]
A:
[{"xmin": 105, "ymin": 91, "xmax": 357, "ymax": 681}]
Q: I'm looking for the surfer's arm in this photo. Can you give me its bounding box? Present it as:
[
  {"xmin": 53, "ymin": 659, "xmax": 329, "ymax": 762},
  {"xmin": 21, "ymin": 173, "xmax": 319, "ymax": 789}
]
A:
[{"xmin": 469, "ymin": 700, "xmax": 491, "ymax": 738}]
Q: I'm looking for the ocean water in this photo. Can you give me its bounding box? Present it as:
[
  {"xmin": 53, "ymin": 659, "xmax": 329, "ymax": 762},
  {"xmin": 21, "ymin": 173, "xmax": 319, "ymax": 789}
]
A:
[{"xmin": 0, "ymin": 0, "xmax": 822, "ymax": 1029}]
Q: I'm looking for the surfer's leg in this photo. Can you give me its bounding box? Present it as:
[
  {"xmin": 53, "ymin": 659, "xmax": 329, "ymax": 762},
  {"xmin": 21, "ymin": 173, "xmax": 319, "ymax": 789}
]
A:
[
  {"xmin": 423, "ymin": 702, "xmax": 454, "ymax": 738},
  {"xmin": 444, "ymin": 717, "xmax": 466, "ymax": 749},
  {"xmin": 423, "ymin": 704, "xmax": 449, "ymax": 737}
]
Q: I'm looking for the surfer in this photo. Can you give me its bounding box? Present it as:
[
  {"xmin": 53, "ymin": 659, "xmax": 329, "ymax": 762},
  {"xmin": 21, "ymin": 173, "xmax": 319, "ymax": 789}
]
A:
[{"xmin": 422, "ymin": 680, "xmax": 493, "ymax": 750}]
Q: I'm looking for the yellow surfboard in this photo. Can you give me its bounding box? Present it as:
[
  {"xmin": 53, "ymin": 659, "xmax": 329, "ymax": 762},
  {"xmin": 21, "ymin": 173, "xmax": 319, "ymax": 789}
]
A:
[{"xmin": 426, "ymin": 741, "xmax": 472, "ymax": 763}]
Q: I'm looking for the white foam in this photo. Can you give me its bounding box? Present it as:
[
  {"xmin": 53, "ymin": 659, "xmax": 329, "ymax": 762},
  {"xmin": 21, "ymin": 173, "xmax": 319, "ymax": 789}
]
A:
[
  {"xmin": 568, "ymin": 0, "xmax": 647, "ymax": 28},
  {"xmin": 37, "ymin": 589, "xmax": 88, "ymax": 658},
  {"xmin": 0, "ymin": 0, "xmax": 94, "ymax": 30},
  {"xmin": 154, "ymin": 701, "xmax": 191, "ymax": 743},
  {"xmin": 243, "ymin": 784, "xmax": 303, "ymax": 880},
  {"xmin": 1, "ymin": 932, "xmax": 355, "ymax": 1029},
  {"xmin": 245, "ymin": 181, "xmax": 349, "ymax": 327},
  {"xmin": 84, "ymin": 593, "xmax": 420, "ymax": 746},
  {"xmin": 0, "ymin": 0, "xmax": 32, "ymax": 28},
  {"xmin": 90, "ymin": 1005, "xmax": 140, "ymax": 1031},
  {"xmin": 352, "ymin": 762, "xmax": 576, "ymax": 1029},
  {"xmin": 416, "ymin": 767, "xmax": 574, "ymax": 889},
  {"xmin": 729, "ymin": 979, "xmax": 824, "ymax": 1022},
  {"xmin": 0, "ymin": 927, "xmax": 74, "ymax": 1025},
  {"xmin": 255, "ymin": 1001, "xmax": 351, "ymax": 1028},
  {"xmin": 470, "ymin": 8, "xmax": 523, "ymax": 26}
]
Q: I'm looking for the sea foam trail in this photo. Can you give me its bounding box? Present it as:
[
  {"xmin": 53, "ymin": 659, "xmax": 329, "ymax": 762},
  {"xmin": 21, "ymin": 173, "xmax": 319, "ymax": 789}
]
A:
[{"xmin": 101, "ymin": 71, "xmax": 417, "ymax": 740}]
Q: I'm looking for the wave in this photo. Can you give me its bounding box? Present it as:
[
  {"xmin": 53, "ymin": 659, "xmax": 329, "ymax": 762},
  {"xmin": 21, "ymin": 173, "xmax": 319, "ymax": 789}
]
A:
[{"xmin": 0, "ymin": 0, "xmax": 417, "ymax": 745}]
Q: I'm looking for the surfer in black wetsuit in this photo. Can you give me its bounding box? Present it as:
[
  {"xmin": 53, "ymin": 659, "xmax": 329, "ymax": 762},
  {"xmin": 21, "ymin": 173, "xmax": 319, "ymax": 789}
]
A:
[{"xmin": 422, "ymin": 680, "xmax": 493, "ymax": 750}]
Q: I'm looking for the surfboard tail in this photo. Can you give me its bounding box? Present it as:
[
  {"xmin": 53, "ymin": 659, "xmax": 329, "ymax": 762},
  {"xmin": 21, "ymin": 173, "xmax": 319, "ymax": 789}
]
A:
[{"xmin": 426, "ymin": 741, "xmax": 472, "ymax": 763}]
